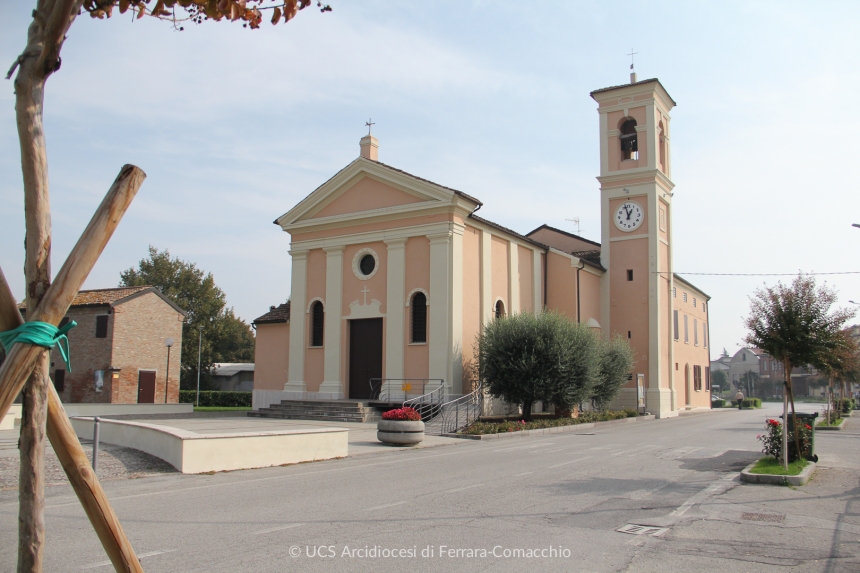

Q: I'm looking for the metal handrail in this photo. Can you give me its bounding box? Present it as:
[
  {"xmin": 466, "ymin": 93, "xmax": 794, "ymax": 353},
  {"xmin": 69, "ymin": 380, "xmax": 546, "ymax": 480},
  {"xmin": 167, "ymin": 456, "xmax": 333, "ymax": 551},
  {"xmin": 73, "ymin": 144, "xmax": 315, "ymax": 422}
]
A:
[
  {"xmin": 403, "ymin": 385, "xmax": 445, "ymax": 422},
  {"xmin": 368, "ymin": 378, "xmax": 444, "ymax": 403},
  {"xmin": 427, "ymin": 382, "xmax": 483, "ymax": 435}
]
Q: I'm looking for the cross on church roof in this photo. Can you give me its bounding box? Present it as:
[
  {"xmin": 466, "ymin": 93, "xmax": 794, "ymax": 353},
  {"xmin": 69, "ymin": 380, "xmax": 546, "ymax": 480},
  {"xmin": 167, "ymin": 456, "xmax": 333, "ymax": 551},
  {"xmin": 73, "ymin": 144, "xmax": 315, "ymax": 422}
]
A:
[
  {"xmin": 628, "ymin": 49, "xmax": 638, "ymax": 71},
  {"xmin": 365, "ymin": 118, "xmax": 375, "ymax": 135}
]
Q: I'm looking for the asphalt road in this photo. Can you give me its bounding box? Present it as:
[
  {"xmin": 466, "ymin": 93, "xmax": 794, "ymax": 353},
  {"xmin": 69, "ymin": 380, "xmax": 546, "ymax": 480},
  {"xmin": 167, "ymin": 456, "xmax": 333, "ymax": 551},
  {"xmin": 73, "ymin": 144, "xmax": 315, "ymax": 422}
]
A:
[{"xmin": 1, "ymin": 402, "xmax": 857, "ymax": 572}]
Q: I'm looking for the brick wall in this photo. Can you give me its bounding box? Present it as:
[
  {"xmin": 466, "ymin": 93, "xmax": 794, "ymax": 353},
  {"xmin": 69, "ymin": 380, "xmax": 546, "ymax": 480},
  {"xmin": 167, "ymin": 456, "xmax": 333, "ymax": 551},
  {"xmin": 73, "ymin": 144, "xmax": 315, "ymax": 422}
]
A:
[
  {"xmin": 49, "ymin": 291, "xmax": 184, "ymax": 404},
  {"xmin": 112, "ymin": 292, "xmax": 184, "ymax": 404},
  {"xmin": 50, "ymin": 306, "xmax": 114, "ymax": 403}
]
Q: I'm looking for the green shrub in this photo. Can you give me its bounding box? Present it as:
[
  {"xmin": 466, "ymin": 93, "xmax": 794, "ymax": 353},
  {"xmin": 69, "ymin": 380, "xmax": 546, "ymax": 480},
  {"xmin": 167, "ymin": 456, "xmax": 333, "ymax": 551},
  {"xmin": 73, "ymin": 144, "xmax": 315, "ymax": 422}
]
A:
[
  {"xmin": 838, "ymin": 398, "xmax": 855, "ymax": 412},
  {"xmin": 742, "ymin": 398, "xmax": 762, "ymax": 408},
  {"xmin": 711, "ymin": 398, "xmax": 726, "ymax": 408},
  {"xmin": 179, "ymin": 390, "xmax": 251, "ymax": 407}
]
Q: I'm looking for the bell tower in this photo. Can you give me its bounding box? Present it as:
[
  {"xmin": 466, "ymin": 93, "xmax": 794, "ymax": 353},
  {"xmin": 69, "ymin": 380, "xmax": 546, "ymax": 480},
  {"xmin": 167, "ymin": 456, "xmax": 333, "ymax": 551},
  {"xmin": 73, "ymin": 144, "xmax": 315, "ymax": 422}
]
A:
[{"xmin": 591, "ymin": 77, "xmax": 677, "ymax": 418}]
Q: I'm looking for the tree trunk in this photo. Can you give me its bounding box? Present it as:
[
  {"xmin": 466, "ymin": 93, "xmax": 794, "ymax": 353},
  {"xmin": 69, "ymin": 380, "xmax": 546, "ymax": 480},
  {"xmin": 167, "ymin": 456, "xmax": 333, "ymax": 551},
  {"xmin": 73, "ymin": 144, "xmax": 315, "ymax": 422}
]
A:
[
  {"xmin": 782, "ymin": 359, "xmax": 803, "ymax": 464},
  {"xmin": 11, "ymin": 3, "xmax": 83, "ymax": 570},
  {"xmin": 521, "ymin": 399, "xmax": 533, "ymax": 421},
  {"xmin": 15, "ymin": 37, "xmax": 52, "ymax": 573}
]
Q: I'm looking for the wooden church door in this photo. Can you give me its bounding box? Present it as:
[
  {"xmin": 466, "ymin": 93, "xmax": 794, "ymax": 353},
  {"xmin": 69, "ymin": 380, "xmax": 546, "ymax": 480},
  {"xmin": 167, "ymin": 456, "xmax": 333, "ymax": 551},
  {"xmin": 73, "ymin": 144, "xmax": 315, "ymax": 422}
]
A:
[{"xmin": 348, "ymin": 318, "xmax": 383, "ymax": 399}]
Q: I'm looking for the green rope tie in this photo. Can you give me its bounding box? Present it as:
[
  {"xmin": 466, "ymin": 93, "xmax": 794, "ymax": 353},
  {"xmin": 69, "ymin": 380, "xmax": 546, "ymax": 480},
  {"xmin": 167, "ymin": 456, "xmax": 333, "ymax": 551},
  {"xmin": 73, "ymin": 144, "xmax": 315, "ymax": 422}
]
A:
[{"xmin": 0, "ymin": 320, "xmax": 77, "ymax": 372}]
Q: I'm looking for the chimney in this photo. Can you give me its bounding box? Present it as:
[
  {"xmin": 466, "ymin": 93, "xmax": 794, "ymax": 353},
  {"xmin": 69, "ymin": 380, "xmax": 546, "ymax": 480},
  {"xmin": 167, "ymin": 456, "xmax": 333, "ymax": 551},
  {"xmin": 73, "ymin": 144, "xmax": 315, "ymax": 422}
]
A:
[
  {"xmin": 360, "ymin": 134, "xmax": 379, "ymax": 161},
  {"xmin": 630, "ymin": 72, "xmax": 637, "ymax": 84}
]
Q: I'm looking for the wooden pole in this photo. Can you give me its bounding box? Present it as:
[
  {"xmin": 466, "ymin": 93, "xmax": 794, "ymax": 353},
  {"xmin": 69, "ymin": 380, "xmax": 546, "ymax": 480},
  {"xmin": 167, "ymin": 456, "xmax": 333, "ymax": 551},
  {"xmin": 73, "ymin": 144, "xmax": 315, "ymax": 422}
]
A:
[
  {"xmin": 0, "ymin": 267, "xmax": 144, "ymax": 573},
  {"xmin": 0, "ymin": 165, "xmax": 146, "ymax": 422}
]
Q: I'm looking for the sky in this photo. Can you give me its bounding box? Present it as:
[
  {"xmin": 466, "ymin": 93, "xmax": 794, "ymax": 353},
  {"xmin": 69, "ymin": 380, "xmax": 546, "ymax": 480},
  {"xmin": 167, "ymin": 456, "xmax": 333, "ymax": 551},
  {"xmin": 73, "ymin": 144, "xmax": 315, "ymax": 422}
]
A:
[{"xmin": 1, "ymin": 1, "xmax": 859, "ymax": 359}]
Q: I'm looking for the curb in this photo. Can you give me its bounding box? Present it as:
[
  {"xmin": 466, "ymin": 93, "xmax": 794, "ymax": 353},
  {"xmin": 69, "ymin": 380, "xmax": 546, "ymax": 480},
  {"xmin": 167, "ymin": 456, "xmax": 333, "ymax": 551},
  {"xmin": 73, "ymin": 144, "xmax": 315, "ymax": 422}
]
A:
[
  {"xmin": 444, "ymin": 415, "xmax": 655, "ymax": 441},
  {"xmin": 740, "ymin": 460, "xmax": 816, "ymax": 486},
  {"xmin": 816, "ymin": 420, "xmax": 846, "ymax": 431}
]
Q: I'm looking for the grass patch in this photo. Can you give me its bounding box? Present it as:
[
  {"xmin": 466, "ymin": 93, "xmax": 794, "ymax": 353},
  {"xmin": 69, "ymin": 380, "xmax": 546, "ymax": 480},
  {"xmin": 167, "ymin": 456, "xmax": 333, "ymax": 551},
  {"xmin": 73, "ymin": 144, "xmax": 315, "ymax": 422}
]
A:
[
  {"xmin": 193, "ymin": 406, "xmax": 252, "ymax": 412},
  {"xmin": 816, "ymin": 418, "xmax": 845, "ymax": 427},
  {"xmin": 749, "ymin": 456, "xmax": 808, "ymax": 476}
]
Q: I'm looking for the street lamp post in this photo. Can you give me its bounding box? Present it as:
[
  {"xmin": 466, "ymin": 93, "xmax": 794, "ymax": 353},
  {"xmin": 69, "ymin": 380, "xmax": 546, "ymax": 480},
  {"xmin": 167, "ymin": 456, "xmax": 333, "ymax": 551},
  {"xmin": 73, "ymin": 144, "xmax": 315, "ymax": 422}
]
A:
[
  {"xmin": 196, "ymin": 325, "xmax": 204, "ymax": 408},
  {"xmin": 164, "ymin": 337, "xmax": 174, "ymax": 404}
]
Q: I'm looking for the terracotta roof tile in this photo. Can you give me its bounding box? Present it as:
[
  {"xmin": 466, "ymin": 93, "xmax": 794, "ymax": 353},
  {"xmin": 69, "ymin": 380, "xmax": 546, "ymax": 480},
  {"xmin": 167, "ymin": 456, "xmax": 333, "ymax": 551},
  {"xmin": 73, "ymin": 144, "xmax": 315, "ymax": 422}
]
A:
[
  {"xmin": 18, "ymin": 286, "xmax": 153, "ymax": 310},
  {"xmin": 571, "ymin": 249, "xmax": 604, "ymax": 270},
  {"xmin": 253, "ymin": 301, "xmax": 291, "ymax": 324}
]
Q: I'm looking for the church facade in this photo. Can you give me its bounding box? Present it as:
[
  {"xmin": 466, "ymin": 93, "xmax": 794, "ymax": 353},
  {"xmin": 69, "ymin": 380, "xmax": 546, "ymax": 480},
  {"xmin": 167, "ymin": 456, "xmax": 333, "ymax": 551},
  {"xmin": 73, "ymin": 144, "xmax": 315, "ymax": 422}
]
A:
[{"xmin": 253, "ymin": 77, "xmax": 712, "ymax": 418}]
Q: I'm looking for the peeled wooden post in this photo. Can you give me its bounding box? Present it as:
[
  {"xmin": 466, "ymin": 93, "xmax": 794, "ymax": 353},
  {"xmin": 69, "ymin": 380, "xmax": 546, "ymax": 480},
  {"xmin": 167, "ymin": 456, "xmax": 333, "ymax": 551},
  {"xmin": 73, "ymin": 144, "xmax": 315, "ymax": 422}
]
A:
[
  {"xmin": 0, "ymin": 267, "xmax": 144, "ymax": 573},
  {"xmin": 0, "ymin": 165, "xmax": 146, "ymax": 421}
]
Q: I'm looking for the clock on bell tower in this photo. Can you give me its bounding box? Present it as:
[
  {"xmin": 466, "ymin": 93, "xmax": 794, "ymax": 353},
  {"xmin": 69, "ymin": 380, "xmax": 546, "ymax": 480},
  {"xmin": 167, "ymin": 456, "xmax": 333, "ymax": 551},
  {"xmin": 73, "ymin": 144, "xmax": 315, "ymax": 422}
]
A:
[{"xmin": 591, "ymin": 75, "xmax": 678, "ymax": 418}]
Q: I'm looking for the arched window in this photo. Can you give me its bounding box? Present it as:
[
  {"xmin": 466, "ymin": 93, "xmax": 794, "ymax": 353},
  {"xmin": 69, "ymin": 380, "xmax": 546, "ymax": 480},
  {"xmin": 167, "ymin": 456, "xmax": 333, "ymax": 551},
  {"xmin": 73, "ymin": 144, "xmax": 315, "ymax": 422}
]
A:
[
  {"xmin": 310, "ymin": 300, "xmax": 324, "ymax": 347},
  {"xmin": 495, "ymin": 300, "xmax": 505, "ymax": 319},
  {"xmin": 620, "ymin": 118, "xmax": 638, "ymax": 160},
  {"xmin": 411, "ymin": 292, "xmax": 427, "ymax": 343}
]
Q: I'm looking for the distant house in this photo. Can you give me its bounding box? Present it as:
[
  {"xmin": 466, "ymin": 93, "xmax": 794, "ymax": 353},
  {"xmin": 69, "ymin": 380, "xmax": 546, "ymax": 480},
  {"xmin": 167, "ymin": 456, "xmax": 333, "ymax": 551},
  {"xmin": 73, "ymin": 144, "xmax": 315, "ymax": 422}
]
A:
[
  {"xmin": 22, "ymin": 286, "xmax": 186, "ymax": 404},
  {"xmin": 211, "ymin": 363, "xmax": 255, "ymax": 392}
]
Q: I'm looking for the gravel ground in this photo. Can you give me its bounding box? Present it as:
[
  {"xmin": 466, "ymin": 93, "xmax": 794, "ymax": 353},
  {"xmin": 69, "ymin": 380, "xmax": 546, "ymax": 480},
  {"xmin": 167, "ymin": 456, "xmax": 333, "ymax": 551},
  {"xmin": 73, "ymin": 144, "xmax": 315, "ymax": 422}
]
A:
[{"xmin": 0, "ymin": 440, "xmax": 177, "ymax": 491}]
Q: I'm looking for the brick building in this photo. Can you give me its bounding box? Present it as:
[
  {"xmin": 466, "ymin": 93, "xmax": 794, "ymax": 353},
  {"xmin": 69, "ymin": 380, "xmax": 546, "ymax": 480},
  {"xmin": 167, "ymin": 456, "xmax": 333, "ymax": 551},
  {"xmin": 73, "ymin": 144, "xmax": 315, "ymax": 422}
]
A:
[{"xmin": 23, "ymin": 286, "xmax": 186, "ymax": 404}]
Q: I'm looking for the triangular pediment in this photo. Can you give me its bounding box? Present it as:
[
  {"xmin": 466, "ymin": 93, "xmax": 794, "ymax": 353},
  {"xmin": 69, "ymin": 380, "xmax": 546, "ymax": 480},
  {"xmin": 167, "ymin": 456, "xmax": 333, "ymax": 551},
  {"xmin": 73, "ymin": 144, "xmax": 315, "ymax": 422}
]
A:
[
  {"xmin": 276, "ymin": 158, "xmax": 474, "ymax": 230},
  {"xmin": 302, "ymin": 174, "xmax": 429, "ymax": 221}
]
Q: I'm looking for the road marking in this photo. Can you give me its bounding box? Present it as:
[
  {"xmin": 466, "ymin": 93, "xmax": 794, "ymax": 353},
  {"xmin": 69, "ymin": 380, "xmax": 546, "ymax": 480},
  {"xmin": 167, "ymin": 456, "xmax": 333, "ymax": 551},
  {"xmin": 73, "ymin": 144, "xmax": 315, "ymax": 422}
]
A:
[
  {"xmin": 365, "ymin": 501, "xmax": 407, "ymax": 511},
  {"xmin": 670, "ymin": 474, "xmax": 738, "ymax": 517},
  {"xmin": 81, "ymin": 549, "xmax": 177, "ymax": 569},
  {"xmin": 531, "ymin": 447, "xmax": 567, "ymax": 454},
  {"xmin": 611, "ymin": 444, "xmax": 661, "ymax": 457},
  {"xmin": 443, "ymin": 483, "xmax": 484, "ymax": 493},
  {"xmin": 493, "ymin": 442, "xmax": 555, "ymax": 453},
  {"xmin": 549, "ymin": 456, "xmax": 592, "ymax": 469},
  {"xmin": 514, "ymin": 471, "xmax": 534, "ymax": 477},
  {"xmin": 251, "ymin": 523, "xmax": 304, "ymax": 535}
]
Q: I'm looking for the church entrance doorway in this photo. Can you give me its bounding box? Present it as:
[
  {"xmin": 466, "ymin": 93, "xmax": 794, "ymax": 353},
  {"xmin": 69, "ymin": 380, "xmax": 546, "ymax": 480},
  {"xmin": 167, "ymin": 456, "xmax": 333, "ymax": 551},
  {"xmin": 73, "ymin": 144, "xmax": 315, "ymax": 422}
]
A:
[{"xmin": 348, "ymin": 318, "xmax": 383, "ymax": 399}]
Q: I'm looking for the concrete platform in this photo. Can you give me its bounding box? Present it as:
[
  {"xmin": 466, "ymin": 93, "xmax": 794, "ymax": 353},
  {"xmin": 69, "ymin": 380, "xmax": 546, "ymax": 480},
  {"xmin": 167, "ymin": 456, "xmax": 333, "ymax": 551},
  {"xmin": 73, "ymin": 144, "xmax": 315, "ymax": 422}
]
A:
[
  {"xmin": 69, "ymin": 416, "xmax": 348, "ymax": 474},
  {"xmin": 1, "ymin": 404, "xmax": 21, "ymax": 430}
]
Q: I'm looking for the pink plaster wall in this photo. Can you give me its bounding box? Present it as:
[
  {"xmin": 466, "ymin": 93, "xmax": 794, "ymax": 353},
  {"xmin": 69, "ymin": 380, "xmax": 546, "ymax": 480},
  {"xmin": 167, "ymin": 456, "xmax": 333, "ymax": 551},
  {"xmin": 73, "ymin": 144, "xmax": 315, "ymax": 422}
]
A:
[
  {"xmin": 545, "ymin": 251, "xmax": 577, "ymax": 320},
  {"xmin": 672, "ymin": 281, "xmax": 711, "ymax": 408},
  {"xmin": 311, "ymin": 176, "xmax": 425, "ymax": 219},
  {"xmin": 404, "ymin": 236, "xmax": 430, "ymax": 380},
  {"xmin": 253, "ymin": 322, "xmax": 290, "ymax": 391},
  {"xmin": 518, "ymin": 245, "xmax": 533, "ymax": 314},
  {"xmin": 609, "ymin": 238, "xmax": 650, "ymax": 389},
  {"xmin": 491, "ymin": 236, "xmax": 509, "ymax": 314},
  {"xmin": 579, "ymin": 269, "xmax": 601, "ymax": 325}
]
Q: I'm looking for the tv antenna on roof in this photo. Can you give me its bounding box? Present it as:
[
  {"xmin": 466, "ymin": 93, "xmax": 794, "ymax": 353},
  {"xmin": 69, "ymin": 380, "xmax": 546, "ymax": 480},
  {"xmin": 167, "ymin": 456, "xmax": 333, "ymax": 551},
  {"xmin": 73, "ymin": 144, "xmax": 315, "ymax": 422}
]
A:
[{"xmin": 565, "ymin": 218, "xmax": 583, "ymax": 235}]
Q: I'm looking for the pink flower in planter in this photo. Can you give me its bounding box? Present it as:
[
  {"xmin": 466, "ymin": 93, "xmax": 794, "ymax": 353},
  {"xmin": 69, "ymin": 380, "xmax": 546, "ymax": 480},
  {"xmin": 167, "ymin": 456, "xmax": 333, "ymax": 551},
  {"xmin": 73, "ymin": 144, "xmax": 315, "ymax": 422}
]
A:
[{"xmin": 382, "ymin": 407, "xmax": 421, "ymax": 421}]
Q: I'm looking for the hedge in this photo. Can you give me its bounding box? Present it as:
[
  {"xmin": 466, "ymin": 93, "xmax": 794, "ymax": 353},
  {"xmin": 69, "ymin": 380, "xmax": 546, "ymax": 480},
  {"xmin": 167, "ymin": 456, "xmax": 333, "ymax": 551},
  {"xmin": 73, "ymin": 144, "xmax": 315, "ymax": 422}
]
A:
[
  {"xmin": 742, "ymin": 398, "xmax": 762, "ymax": 408},
  {"xmin": 462, "ymin": 409, "xmax": 637, "ymax": 435},
  {"xmin": 839, "ymin": 398, "xmax": 856, "ymax": 412},
  {"xmin": 179, "ymin": 390, "xmax": 251, "ymax": 407},
  {"xmin": 711, "ymin": 398, "xmax": 726, "ymax": 408}
]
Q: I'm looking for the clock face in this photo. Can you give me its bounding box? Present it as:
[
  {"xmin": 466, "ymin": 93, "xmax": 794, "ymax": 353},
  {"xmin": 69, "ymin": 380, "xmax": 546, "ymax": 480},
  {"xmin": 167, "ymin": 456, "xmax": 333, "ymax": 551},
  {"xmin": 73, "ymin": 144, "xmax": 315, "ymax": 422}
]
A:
[{"xmin": 614, "ymin": 201, "xmax": 644, "ymax": 232}]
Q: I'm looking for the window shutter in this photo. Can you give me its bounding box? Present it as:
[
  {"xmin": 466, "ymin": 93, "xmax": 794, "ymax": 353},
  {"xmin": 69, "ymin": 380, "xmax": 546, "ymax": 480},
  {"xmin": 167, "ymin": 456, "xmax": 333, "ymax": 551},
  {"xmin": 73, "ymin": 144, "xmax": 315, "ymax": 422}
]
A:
[{"xmin": 673, "ymin": 310, "xmax": 679, "ymax": 340}]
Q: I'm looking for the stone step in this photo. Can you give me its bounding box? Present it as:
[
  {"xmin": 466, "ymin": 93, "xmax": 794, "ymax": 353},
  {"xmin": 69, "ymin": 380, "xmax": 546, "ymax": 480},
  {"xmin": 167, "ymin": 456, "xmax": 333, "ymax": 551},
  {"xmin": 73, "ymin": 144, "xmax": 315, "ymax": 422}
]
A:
[{"xmin": 248, "ymin": 411, "xmax": 377, "ymax": 423}]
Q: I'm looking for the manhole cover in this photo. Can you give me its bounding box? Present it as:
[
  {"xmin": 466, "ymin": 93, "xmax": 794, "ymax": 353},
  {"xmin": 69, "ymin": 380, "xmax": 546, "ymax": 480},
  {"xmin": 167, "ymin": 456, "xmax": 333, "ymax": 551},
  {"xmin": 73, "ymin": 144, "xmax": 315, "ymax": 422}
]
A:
[
  {"xmin": 616, "ymin": 524, "xmax": 669, "ymax": 537},
  {"xmin": 741, "ymin": 512, "xmax": 784, "ymax": 523}
]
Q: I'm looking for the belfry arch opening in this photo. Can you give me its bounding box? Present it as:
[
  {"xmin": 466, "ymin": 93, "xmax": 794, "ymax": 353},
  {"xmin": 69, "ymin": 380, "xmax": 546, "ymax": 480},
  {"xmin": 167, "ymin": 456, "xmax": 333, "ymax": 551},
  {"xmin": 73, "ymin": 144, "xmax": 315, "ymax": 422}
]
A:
[{"xmin": 619, "ymin": 118, "xmax": 638, "ymax": 160}]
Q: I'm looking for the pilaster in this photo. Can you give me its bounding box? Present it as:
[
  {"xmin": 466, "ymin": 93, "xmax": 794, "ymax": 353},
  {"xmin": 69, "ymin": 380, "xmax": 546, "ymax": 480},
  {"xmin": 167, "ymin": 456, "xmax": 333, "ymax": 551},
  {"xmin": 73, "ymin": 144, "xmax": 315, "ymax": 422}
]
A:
[
  {"xmin": 532, "ymin": 248, "xmax": 542, "ymax": 313},
  {"xmin": 428, "ymin": 232, "xmax": 452, "ymax": 395},
  {"xmin": 285, "ymin": 249, "xmax": 308, "ymax": 396},
  {"xmin": 481, "ymin": 230, "xmax": 493, "ymax": 324},
  {"xmin": 450, "ymin": 224, "xmax": 464, "ymax": 395},
  {"xmin": 384, "ymin": 238, "xmax": 407, "ymax": 381},
  {"xmin": 508, "ymin": 241, "xmax": 520, "ymax": 314},
  {"xmin": 319, "ymin": 246, "xmax": 344, "ymax": 398}
]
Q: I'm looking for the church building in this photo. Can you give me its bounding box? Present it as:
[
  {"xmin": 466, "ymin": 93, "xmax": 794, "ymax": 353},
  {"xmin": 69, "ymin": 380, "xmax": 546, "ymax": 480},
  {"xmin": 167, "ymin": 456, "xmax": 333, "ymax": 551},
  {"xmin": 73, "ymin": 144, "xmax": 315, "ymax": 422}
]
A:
[{"xmin": 253, "ymin": 76, "xmax": 712, "ymax": 418}]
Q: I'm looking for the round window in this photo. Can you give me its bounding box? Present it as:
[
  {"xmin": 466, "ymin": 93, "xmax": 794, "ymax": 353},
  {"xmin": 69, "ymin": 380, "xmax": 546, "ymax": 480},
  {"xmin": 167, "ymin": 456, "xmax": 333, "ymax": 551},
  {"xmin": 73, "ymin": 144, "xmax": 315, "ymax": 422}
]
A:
[{"xmin": 359, "ymin": 254, "xmax": 376, "ymax": 276}]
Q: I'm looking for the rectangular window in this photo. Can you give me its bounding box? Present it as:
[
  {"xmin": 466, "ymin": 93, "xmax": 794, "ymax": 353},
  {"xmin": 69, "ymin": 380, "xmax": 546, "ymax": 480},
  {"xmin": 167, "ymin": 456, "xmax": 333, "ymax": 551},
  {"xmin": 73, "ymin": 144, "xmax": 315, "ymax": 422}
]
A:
[
  {"xmin": 672, "ymin": 287, "xmax": 676, "ymax": 298},
  {"xmin": 693, "ymin": 297, "xmax": 697, "ymax": 308},
  {"xmin": 684, "ymin": 314, "xmax": 689, "ymax": 343},
  {"xmin": 626, "ymin": 269, "xmax": 633, "ymax": 281},
  {"xmin": 705, "ymin": 367, "xmax": 711, "ymax": 391},
  {"xmin": 703, "ymin": 323, "xmax": 708, "ymax": 347},
  {"xmin": 627, "ymin": 330, "xmax": 632, "ymax": 339},
  {"xmin": 95, "ymin": 315, "xmax": 108, "ymax": 338},
  {"xmin": 694, "ymin": 319, "xmax": 698, "ymax": 345},
  {"xmin": 53, "ymin": 369, "xmax": 65, "ymax": 392},
  {"xmin": 673, "ymin": 310, "xmax": 679, "ymax": 340}
]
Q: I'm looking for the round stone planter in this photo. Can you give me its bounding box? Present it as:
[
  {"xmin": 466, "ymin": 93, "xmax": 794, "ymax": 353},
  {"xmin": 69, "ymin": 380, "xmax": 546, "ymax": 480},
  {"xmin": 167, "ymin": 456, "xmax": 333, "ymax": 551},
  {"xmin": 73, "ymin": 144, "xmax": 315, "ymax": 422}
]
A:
[{"xmin": 377, "ymin": 420, "xmax": 425, "ymax": 446}]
